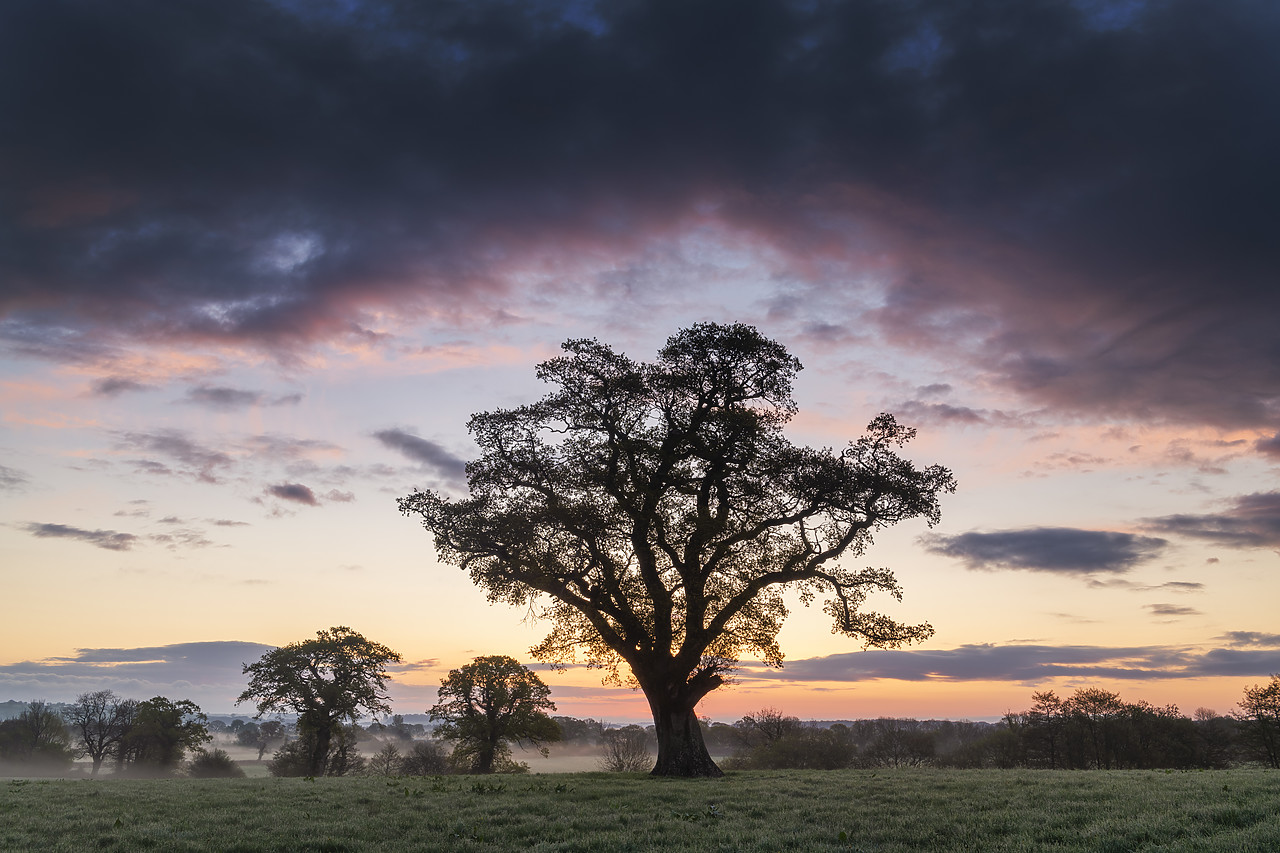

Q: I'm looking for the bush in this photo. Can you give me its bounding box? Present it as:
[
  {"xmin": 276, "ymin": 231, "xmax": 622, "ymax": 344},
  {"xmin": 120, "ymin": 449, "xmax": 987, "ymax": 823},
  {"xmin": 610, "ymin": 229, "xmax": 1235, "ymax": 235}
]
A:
[
  {"xmin": 599, "ymin": 726, "xmax": 652, "ymax": 772},
  {"xmin": 188, "ymin": 748, "xmax": 246, "ymax": 778},
  {"xmin": 400, "ymin": 741, "xmax": 450, "ymax": 776}
]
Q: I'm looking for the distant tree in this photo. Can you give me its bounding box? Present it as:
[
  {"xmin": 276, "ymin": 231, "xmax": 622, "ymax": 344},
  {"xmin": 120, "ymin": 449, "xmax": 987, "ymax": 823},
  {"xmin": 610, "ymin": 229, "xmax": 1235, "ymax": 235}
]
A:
[
  {"xmin": 599, "ymin": 725, "xmax": 652, "ymax": 772},
  {"xmin": 187, "ymin": 747, "xmax": 245, "ymax": 778},
  {"xmin": 733, "ymin": 707, "xmax": 803, "ymax": 749},
  {"xmin": 401, "ymin": 323, "xmax": 955, "ymax": 776},
  {"xmin": 237, "ymin": 720, "xmax": 286, "ymax": 760},
  {"xmin": 0, "ymin": 700, "xmax": 73, "ymax": 771},
  {"xmin": 858, "ymin": 719, "xmax": 936, "ymax": 768},
  {"xmin": 552, "ymin": 716, "xmax": 605, "ymax": 745},
  {"xmin": 117, "ymin": 697, "xmax": 210, "ymax": 773},
  {"xmin": 1234, "ymin": 674, "xmax": 1280, "ymax": 768},
  {"xmin": 400, "ymin": 740, "xmax": 450, "ymax": 776},
  {"xmin": 66, "ymin": 690, "xmax": 136, "ymax": 776},
  {"xmin": 238, "ymin": 626, "xmax": 402, "ymax": 776},
  {"xmin": 369, "ymin": 742, "xmax": 403, "ymax": 776},
  {"xmin": 430, "ymin": 655, "xmax": 561, "ymax": 774}
]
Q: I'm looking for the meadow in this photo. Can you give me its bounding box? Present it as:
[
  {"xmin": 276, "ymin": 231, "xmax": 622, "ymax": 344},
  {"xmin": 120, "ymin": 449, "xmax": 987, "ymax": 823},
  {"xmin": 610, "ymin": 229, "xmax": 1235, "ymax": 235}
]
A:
[{"xmin": 2, "ymin": 768, "xmax": 1278, "ymax": 852}]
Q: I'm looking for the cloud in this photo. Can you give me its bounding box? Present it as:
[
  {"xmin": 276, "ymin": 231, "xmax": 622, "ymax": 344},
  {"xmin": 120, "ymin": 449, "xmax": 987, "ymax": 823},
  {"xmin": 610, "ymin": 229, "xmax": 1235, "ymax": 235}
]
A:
[
  {"xmin": 0, "ymin": 641, "xmax": 277, "ymax": 709},
  {"xmin": 1216, "ymin": 632, "xmax": 1280, "ymax": 648},
  {"xmin": 90, "ymin": 377, "xmax": 154, "ymax": 397},
  {"xmin": 0, "ymin": 464, "xmax": 29, "ymax": 492},
  {"xmin": 1257, "ymin": 433, "xmax": 1280, "ymax": 457},
  {"xmin": 921, "ymin": 527, "xmax": 1168, "ymax": 574},
  {"xmin": 745, "ymin": 642, "xmax": 1280, "ymax": 683},
  {"xmin": 265, "ymin": 483, "xmax": 318, "ymax": 506},
  {"xmin": 116, "ymin": 429, "xmax": 233, "ymax": 483},
  {"xmin": 372, "ymin": 428, "xmax": 468, "ymax": 483},
  {"xmin": 0, "ymin": 0, "xmax": 1276, "ymax": 433},
  {"xmin": 323, "ymin": 489, "xmax": 355, "ymax": 503},
  {"xmin": 181, "ymin": 385, "xmax": 303, "ymax": 410},
  {"xmin": 22, "ymin": 522, "xmax": 137, "ymax": 551},
  {"xmin": 1143, "ymin": 492, "xmax": 1280, "ymax": 549},
  {"xmin": 1146, "ymin": 603, "xmax": 1201, "ymax": 618}
]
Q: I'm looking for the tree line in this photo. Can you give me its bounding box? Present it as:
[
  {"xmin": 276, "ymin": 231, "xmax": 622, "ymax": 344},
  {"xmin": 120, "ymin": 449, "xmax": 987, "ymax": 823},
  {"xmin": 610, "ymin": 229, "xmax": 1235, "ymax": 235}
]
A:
[{"xmin": 718, "ymin": 679, "xmax": 1280, "ymax": 771}]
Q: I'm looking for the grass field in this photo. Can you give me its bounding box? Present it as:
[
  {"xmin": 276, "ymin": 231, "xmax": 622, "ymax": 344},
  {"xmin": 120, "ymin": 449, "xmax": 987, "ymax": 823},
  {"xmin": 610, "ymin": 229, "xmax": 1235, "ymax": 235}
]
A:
[{"xmin": 2, "ymin": 768, "xmax": 1278, "ymax": 852}]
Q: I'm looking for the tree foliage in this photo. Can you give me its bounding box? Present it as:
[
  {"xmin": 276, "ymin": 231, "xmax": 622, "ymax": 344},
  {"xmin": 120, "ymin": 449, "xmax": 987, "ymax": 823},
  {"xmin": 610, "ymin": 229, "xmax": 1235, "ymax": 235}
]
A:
[
  {"xmin": 401, "ymin": 323, "xmax": 955, "ymax": 776},
  {"xmin": 430, "ymin": 655, "xmax": 561, "ymax": 774},
  {"xmin": 1234, "ymin": 674, "xmax": 1280, "ymax": 768},
  {"xmin": 238, "ymin": 626, "xmax": 401, "ymax": 776},
  {"xmin": 117, "ymin": 696, "xmax": 210, "ymax": 773},
  {"xmin": 66, "ymin": 690, "xmax": 136, "ymax": 776},
  {"xmin": 0, "ymin": 700, "xmax": 73, "ymax": 772}
]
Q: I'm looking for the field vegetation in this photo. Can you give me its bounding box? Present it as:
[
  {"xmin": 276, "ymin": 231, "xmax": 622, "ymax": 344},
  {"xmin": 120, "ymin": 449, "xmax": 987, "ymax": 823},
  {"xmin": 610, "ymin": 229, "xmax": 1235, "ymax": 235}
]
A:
[{"xmin": 2, "ymin": 768, "xmax": 1278, "ymax": 852}]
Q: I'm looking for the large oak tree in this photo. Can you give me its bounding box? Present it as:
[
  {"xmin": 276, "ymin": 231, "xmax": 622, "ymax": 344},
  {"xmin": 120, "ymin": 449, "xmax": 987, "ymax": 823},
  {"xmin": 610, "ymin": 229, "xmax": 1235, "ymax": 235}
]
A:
[{"xmin": 400, "ymin": 323, "xmax": 955, "ymax": 776}]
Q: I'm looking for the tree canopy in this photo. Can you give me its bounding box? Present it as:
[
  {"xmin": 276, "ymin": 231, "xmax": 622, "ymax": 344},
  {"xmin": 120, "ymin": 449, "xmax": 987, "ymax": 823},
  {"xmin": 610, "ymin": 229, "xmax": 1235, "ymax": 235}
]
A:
[
  {"xmin": 400, "ymin": 322, "xmax": 955, "ymax": 776},
  {"xmin": 238, "ymin": 626, "xmax": 401, "ymax": 776},
  {"xmin": 430, "ymin": 654, "xmax": 561, "ymax": 774}
]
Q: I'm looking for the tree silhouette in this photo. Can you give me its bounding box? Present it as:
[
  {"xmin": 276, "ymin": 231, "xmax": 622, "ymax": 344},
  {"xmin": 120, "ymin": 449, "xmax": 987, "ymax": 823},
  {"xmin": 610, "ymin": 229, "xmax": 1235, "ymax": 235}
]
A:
[
  {"xmin": 401, "ymin": 323, "xmax": 954, "ymax": 776},
  {"xmin": 238, "ymin": 627, "xmax": 401, "ymax": 776}
]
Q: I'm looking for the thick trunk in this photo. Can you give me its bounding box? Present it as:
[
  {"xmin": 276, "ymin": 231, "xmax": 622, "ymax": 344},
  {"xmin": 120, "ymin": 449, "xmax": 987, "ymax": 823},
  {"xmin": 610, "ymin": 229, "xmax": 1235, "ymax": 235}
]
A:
[
  {"xmin": 649, "ymin": 700, "xmax": 723, "ymax": 778},
  {"xmin": 309, "ymin": 726, "xmax": 331, "ymax": 776}
]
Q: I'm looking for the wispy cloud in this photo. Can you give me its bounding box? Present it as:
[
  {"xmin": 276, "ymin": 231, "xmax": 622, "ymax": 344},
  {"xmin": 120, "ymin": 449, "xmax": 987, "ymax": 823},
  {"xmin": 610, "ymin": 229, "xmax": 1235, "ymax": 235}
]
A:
[
  {"xmin": 921, "ymin": 528, "xmax": 1168, "ymax": 575},
  {"xmin": 116, "ymin": 429, "xmax": 233, "ymax": 484},
  {"xmin": 22, "ymin": 522, "xmax": 137, "ymax": 551},
  {"xmin": 1143, "ymin": 492, "xmax": 1280, "ymax": 549},
  {"xmin": 181, "ymin": 385, "xmax": 303, "ymax": 410},
  {"xmin": 0, "ymin": 463, "xmax": 29, "ymax": 492},
  {"xmin": 372, "ymin": 428, "xmax": 467, "ymax": 484}
]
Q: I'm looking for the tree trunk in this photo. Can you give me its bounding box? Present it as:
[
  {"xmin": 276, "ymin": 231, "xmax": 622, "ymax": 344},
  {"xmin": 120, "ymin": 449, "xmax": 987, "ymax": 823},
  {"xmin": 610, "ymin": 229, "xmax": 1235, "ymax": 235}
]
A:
[
  {"xmin": 309, "ymin": 726, "xmax": 331, "ymax": 776},
  {"xmin": 649, "ymin": 700, "xmax": 722, "ymax": 778}
]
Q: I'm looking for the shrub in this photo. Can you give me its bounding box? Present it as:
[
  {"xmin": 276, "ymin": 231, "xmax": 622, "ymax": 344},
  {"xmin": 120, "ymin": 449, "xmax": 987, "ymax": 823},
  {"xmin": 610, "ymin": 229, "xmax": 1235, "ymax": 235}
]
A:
[
  {"xmin": 599, "ymin": 726, "xmax": 652, "ymax": 772},
  {"xmin": 188, "ymin": 748, "xmax": 246, "ymax": 778}
]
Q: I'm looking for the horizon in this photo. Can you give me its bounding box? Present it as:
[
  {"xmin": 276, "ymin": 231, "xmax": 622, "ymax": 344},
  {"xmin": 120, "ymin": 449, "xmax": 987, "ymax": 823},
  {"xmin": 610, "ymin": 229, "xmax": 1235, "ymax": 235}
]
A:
[{"xmin": 3, "ymin": 0, "xmax": 1279, "ymax": 726}]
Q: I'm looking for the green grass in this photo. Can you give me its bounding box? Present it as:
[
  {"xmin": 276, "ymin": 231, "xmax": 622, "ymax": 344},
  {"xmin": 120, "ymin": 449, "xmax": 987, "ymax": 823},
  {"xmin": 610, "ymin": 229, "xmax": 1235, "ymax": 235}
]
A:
[{"xmin": 2, "ymin": 769, "xmax": 1278, "ymax": 852}]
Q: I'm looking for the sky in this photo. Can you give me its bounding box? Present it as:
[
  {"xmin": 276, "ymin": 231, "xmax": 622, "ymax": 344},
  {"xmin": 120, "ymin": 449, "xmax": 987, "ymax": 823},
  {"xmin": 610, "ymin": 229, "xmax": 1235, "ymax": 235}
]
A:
[{"xmin": 2, "ymin": 0, "xmax": 1279, "ymax": 725}]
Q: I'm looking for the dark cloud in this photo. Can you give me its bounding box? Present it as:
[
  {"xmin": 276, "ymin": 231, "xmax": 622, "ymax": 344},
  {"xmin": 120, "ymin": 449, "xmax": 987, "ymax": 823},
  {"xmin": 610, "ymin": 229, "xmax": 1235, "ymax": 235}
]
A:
[
  {"xmin": 373, "ymin": 428, "xmax": 468, "ymax": 483},
  {"xmin": 1143, "ymin": 492, "xmax": 1280, "ymax": 549},
  {"xmin": 1257, "ymin": 434, "xmax": 1280, "ymax": 457},
  {"xmin": 0, "ymin": 1, "xmax": 1276, "ymax": 431},
  {"xmin": 22, "ymin": 522, "xmax": 137, "ymax": 551},
  {"xmin": 91, "ymin": 377, "xmax": 154, "ymax": 397},
  {"xmin": 893, "ymin": 399, "xmax": 1032, "ymax": 428},
  {"xmin": 183, "ymin": 385, "xmax": 264, "ymax": 409},
  {"xmin": 181, "ymin": 385, "xmax": 303, "ymax": 409},
  {"xmin": 0, "ymin": 641, "xmax": 277, "ymax": 707},
  {"xmin": 265, "ymin": 483, "xmax": 318, "ymax": 505},
  {"xmin": 921, "ymin": 527, "xmax": 1168, "ymax": 574},
  {"xmin": 1216, "ymin": 632, "xmax": 1280, "ymax": 648},
  {"xmin": 0, "ymin": 464, "xmax": 29, "ymax": 492},
  {"xmin": 746, "ymin": 642, "xmax": 1280, "ymax": 683}
]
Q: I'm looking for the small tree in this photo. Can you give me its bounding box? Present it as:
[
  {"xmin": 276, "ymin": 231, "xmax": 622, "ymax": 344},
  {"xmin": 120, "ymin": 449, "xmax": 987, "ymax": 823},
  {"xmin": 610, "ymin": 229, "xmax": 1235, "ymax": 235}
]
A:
[
  {"xmin": 67, "ymin": 690, "xmax": 136, "ymax": 776},
  {"xmin": 400, "ymin": 740, "xmax": 450, "ymax": 776},
  {"xmin": 599, "ymin": 725, "xmax": 652, "ymax": 772},
  {"xmin": 1234, "ymin": 674, "xmax": 1280, "ymax": 768},
  {"xmin": 238, "ymin": 626, "xmax": 401, "ymax": 776},
  {"xmin": 430, "ymin": 655, "xmax": 561, "ymax": 774},
  {"xmin": 401, "ymin": 323, "xmax": 954, "ymax": 776}
]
